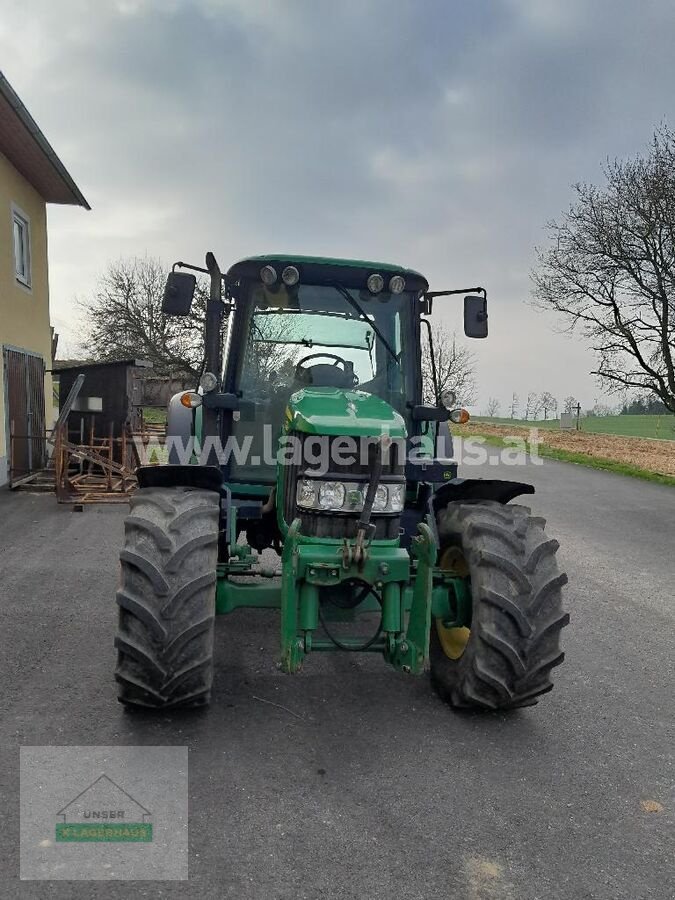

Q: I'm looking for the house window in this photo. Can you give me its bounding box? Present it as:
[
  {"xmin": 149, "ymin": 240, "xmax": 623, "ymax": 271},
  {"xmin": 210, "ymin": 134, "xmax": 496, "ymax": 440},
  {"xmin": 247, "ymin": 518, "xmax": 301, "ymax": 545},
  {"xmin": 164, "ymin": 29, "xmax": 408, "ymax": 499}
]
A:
[{"xmin": 13, "ymin": 209, "xmax": 31, "ymax": 287}]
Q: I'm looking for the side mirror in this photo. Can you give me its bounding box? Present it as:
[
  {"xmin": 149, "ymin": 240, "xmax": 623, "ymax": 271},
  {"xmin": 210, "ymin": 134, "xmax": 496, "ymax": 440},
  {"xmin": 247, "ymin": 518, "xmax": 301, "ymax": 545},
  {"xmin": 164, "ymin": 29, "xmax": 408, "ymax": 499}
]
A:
[
  {"xmin": 464, "ymin": 294, "xmax": 488, "ymax": 339},
  {"xmin": 163, "ymin": 272, "xmax": 196, "ymax": 316}
]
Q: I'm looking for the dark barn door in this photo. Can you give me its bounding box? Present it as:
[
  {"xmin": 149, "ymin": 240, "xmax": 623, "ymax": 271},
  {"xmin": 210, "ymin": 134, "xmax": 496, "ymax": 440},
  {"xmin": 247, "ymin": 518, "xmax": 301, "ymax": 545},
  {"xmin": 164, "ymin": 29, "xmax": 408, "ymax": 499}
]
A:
[{"xmin": 3, "ymin": 347, "xmax": 46, "ymax": 485}]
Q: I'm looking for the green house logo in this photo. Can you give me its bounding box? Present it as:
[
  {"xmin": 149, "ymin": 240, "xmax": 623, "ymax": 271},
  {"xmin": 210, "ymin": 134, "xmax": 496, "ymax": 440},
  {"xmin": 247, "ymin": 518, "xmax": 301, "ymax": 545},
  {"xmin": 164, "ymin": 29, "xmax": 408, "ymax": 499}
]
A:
[{"xmin": 55, "ymin": 774, "xmax": 153, "ymax": 843}]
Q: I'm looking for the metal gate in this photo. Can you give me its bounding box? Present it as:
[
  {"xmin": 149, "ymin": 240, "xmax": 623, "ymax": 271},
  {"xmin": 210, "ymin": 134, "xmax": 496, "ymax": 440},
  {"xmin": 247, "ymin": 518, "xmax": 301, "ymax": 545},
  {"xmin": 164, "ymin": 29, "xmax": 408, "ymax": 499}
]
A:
[{"xmin": 3, "ymin": 347, "xmax": 46, "ymax": 486}]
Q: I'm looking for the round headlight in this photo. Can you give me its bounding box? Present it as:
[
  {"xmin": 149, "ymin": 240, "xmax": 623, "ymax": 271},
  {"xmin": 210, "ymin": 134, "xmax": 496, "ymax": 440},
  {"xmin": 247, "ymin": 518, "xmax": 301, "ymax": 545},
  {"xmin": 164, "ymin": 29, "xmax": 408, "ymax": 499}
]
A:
[
  {"xmin": 441, "ymin": 389, "xmax": 457, "ymax": 408},
  {"xmin": 318, "ymin": 481, "xmax": 346, "ymax": 510},
  {"xmin": 389, "ymin": 484, "xmax": 405, "ymax": 512},
  {"xmin": 296, "ymin": 478, "xmax": 316, "ymax": 508},
  {"xmin": 367, "ymin": 273, "xmax": 384, "ymax": 294},
  {"xmin": 199, "ymin": 371, "xmax": 218, "ymax": 393},
  {"xmin": 389, "ymin": 275, "xmax": 405, "ymax": 294},
  {"xmin": 372, "ymin": 484, "xmax": 388, "ymax": 512},
  {"xmin": 282, "ymin": 265, "xmax": 299, "ymax": 286},
  {"xmin": 260, "ymin": 265, "xmax": 277, "ymax": 285}
]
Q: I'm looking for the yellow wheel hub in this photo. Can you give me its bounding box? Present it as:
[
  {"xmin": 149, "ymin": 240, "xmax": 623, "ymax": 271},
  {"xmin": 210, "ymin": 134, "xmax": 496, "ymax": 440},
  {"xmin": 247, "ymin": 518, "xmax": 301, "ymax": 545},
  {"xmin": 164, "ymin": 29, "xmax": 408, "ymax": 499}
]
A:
[{"xmin": 435, "ymin": 546, "xmax": 471, "ymax": 661}]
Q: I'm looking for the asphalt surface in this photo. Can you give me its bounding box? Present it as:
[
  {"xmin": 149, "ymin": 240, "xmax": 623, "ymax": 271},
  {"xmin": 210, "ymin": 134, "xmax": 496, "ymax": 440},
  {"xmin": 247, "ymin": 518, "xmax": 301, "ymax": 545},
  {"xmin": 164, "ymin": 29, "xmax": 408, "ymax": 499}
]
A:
[{"xmin": 1, "ymin": 452, "xmax": 673, "ymax": 899}]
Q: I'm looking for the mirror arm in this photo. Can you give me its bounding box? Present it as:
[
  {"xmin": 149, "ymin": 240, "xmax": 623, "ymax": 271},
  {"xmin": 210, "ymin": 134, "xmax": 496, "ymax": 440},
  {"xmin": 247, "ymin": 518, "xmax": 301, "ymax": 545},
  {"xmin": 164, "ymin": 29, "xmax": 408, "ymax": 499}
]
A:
[
  {"xmin": 172, "ymin": 259, "xmax": 236, "ymax": 290},
  {"xmin": 202, "ymin": 392, "xmax": 238, "ymax": 410},
  {"xmin": 409, "ymin": 404, "xmax": 450, "ymax": 422},
  {"xmin": 204, "ymin": 253, "xmax": 225, "ymax": 384},
  {"xmin": 173, "ymin": 260, "xmax": 209, "ymax": 275},
  {"xmin": 425, "ymin": 286, "xmax": 486, "ymax": 300}
]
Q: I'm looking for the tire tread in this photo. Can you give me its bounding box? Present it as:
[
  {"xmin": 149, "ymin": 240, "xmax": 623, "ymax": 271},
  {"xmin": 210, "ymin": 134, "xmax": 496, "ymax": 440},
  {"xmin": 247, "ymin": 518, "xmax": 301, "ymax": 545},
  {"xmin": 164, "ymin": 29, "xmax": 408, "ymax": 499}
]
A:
[
  {"xmin": 115, "ymin": 486, "xmax": 219, "ymax": 709},
  {"xmin": 430, "ymin": 500, "xmax": 568, "ymax": 711}
]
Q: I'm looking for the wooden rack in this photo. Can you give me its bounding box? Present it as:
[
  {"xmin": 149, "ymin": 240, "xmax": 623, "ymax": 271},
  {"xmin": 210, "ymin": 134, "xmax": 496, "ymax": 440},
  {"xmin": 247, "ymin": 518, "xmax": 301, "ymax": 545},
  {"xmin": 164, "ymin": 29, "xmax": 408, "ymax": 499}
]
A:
[{"xmin": 52, "ymin": 420, "xmax": 165, "ymax": 504}]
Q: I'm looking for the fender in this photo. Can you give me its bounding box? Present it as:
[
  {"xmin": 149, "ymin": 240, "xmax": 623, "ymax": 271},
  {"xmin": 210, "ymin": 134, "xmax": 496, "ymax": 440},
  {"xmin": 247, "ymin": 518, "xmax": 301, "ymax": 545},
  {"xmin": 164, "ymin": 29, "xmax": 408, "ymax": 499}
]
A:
[
  {"xmin": 166, "ymin": 390, "xmax": 195, "ymax": 465},
  {"xmin": 431, "ymin": 478, "xmax": 534, "ymax": 513},
  {"xmin": 138, "ymin": 392, "xmax": 222, "ymax": 492}
]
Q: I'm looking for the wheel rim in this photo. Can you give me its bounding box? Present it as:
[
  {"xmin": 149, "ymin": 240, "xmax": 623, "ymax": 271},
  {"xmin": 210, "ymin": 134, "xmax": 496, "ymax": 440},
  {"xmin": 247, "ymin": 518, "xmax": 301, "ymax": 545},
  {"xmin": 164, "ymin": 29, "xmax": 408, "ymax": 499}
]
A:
[{"xmin": 435, "ymin": 545, "xmax": 471, "ymax": 661}]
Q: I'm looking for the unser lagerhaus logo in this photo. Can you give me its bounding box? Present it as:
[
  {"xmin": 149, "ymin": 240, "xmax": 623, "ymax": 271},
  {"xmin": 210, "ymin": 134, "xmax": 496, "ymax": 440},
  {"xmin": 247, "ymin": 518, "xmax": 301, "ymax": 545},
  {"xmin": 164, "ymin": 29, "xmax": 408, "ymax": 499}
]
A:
[{"xmin": 55, "ymin": 774, "xmax": 153, "ymax": 842}]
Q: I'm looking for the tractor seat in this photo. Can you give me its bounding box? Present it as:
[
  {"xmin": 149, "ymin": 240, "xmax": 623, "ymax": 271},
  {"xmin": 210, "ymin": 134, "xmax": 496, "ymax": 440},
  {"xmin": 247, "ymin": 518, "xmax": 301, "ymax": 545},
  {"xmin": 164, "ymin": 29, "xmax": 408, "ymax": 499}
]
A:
[{"xmin": 295, "ymin": 363, "xmax": 355, "ymax": 389}]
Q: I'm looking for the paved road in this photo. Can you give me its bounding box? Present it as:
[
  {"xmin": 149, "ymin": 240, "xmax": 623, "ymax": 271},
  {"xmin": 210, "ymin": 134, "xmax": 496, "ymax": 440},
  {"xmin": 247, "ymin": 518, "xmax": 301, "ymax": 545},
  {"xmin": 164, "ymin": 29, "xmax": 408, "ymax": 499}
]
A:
[{"xmin": 1, "ymin": 453, "xmax": 673, "ymax": 898}]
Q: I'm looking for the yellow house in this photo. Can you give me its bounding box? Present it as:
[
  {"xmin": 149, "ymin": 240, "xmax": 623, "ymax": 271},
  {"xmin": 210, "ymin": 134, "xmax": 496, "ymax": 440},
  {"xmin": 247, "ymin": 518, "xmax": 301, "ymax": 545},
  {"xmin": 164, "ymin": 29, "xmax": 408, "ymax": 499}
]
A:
[{"xmin": 0, "ymin": 72, "xmax": 88, "ymax": 487}]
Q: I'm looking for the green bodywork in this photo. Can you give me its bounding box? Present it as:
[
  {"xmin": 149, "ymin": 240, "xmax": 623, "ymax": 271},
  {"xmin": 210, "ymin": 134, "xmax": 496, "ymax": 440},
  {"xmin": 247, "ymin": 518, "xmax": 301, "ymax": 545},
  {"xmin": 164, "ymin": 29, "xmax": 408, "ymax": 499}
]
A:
[{"xmin": 285, "ymin": 387, "xmax": 407, "ymax": 438}]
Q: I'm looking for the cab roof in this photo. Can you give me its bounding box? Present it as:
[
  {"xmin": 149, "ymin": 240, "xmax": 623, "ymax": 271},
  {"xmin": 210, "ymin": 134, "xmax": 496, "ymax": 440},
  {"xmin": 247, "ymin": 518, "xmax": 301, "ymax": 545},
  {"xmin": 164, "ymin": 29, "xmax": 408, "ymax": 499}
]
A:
[{"xmin": 227, "ymin": 254, "xmax": 429, "ymax": 292}]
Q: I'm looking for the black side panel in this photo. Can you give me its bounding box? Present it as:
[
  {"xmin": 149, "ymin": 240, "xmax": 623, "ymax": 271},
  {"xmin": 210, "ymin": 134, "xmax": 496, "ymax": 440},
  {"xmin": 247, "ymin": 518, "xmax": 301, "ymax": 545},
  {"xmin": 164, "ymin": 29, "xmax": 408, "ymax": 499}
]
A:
[
  {"xmin": 137, "ymin": 465, "xmax": 223, "ymax": 493},
  {"xmin": 405, "ymin": 460, "xmax": 458, "ymax": 482},
  {"xmin": 432, "ymin": 478, "xmax": 534, "ymax": 512}
]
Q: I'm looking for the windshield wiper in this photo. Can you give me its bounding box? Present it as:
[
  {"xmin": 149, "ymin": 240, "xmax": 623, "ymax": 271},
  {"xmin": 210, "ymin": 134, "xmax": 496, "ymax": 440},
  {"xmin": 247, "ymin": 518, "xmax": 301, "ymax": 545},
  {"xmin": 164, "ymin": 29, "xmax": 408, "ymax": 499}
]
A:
[{"xmin": 331, "ymin": 283, "xmax": 399, "ymax": 364}]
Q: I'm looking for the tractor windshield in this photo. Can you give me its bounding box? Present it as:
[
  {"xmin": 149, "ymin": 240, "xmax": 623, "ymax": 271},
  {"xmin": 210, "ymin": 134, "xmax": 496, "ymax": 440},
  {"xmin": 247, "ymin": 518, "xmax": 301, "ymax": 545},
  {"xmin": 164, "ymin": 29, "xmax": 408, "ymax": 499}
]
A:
[
  {"xmin": 239, "ymin": 282, "xmax": 411, "ymax": 402},
  {"xmin": 251, "ymin": 309, "xmax": 375, "ymax": 381},
  {"xmin": 227, "ymin": 281, "xmax": 417, "ymax": 482}
]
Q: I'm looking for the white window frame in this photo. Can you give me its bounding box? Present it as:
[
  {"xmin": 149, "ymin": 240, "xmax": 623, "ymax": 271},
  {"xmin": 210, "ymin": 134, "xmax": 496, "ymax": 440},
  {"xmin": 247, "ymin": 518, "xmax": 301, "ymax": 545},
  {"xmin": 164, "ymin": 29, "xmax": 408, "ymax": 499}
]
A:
[{"xmin": 12, "ymin": 205, "xmax": 32, "ymax": 289}]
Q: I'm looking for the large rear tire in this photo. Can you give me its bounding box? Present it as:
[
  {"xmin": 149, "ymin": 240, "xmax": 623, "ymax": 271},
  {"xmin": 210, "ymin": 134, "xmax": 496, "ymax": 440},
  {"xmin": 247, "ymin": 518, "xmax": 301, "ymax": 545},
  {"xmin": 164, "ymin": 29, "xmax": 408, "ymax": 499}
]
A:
[
  {"xmin": 115, "ymin": 486, "xmax": 220, "ymax": 708},
  {"xmin": 430, "ymin": 500, "xmax": 569, "ymax": 711}
]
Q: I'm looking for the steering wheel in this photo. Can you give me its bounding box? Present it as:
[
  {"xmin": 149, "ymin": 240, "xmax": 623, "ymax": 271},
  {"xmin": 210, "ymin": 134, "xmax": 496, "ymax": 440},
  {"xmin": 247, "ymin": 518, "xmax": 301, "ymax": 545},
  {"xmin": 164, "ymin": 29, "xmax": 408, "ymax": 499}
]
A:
[{"xmin": 294, "ymin": 353, "xmax": 358, "ymax": 388}]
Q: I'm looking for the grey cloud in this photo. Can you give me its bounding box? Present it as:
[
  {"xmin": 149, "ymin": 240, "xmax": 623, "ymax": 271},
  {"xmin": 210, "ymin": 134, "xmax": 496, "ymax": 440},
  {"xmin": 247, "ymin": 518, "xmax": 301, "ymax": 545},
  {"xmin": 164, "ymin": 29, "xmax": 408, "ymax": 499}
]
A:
[{"xmin": 4, "ymin": 0, "xmax": 675, "ymax": 407}]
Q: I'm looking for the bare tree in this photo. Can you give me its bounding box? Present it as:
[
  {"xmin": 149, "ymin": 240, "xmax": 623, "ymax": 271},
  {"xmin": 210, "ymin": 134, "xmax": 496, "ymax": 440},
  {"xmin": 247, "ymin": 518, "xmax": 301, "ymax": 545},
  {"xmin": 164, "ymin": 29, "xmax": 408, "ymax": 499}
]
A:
[
  {"xmin": 562, "ymin": 395, "xmax": 577, "ymax": 414},
  {"xmin": 531, "ymin": 126, "xmax": 675, "ymax": 414},
  {"xmin": 422, "ymin": 325, "xmax": 477, "ymax": 406},
  {"xmin": 485, "ymin": 396, "xmax": 501, "ymax": 417},
  {"xmin": 524, "ymin": 392, "xmax": 542, "ymax": 420},
  {"xmin": 78, "ymin": 257, "xmax": 210, "ymax": 381},
  {"xmin": 539, "ymin": 391, "xmax": 558, "ymax": 419},
  {"xmin": 589, "ymin": 402, "xmax": 613, "ymax": 417},
  {"xmin": 510, "ymin": 392, "xmax": 519, "ymax": 419}
]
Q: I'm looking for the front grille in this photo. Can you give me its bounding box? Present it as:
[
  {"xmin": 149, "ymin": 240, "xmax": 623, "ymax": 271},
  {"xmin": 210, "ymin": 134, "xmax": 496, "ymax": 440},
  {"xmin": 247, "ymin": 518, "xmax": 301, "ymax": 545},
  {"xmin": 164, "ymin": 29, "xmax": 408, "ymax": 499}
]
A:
[{"xmin": 282, "ymin": 432, "xmax": 404, "ymax": 539}]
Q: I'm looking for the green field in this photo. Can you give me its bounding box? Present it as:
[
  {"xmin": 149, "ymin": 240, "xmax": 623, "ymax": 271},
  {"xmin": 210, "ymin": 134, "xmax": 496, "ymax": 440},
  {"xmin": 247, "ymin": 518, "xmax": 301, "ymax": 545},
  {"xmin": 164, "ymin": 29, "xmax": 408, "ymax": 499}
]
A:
[
  {"xmin": 475, "ymin": 414, "xmax": 675, "ymax": 440},
  {"xmin": 141, "ymin": 406, "xmax": 168, "ymax": 425}
]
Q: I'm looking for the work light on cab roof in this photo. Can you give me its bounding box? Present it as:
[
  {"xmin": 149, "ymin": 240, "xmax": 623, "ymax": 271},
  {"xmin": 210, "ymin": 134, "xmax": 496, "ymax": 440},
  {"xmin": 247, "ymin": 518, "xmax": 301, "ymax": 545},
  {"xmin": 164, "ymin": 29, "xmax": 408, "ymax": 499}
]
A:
[
  {"xmin": 366, "ymin": 272, "xmax": 385, "ymax": 294},
  {"xmin": 260, "ymin": 264, "xmax": 277, "ymax": 285},
  {"xmin": 388, "ymin": 274, "xmax": 406, "ymax": 294},
  {"xmin": 282, "ymin": 265, "xmax": 300, "ymax": 286}
]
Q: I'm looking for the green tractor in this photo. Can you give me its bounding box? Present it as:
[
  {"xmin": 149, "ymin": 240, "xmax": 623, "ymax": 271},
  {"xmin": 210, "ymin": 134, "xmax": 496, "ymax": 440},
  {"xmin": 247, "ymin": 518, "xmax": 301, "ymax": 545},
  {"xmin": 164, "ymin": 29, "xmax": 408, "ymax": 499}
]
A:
[{"xmin": 115, "ymin": 253, "xmax": 568, "ymax": 710}]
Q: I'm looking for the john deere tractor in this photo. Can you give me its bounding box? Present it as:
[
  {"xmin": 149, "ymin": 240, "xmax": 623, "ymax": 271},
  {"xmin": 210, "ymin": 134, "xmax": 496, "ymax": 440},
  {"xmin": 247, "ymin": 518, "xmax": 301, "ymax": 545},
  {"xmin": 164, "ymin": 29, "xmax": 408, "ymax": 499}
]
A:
[{"xmin": 115, "ymin": 253, "xmax": 568, "ymax": 710}]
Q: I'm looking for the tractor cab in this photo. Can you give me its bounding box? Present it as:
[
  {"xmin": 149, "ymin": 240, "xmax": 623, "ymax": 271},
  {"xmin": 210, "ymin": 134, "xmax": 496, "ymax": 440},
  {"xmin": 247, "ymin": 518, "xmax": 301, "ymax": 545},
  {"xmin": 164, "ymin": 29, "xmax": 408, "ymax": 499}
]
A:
[{"xmin": 221, "ymin": 256, "xmax": 429, "ymax": 484}]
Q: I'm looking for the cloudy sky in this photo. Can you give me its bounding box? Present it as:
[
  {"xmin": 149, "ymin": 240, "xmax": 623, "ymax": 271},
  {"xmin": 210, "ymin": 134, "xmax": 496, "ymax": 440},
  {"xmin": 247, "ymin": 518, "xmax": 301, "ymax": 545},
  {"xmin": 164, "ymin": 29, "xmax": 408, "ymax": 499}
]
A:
[{"xmin": 2, "ymin": 0, "xmax": 675, "ymax": 412}]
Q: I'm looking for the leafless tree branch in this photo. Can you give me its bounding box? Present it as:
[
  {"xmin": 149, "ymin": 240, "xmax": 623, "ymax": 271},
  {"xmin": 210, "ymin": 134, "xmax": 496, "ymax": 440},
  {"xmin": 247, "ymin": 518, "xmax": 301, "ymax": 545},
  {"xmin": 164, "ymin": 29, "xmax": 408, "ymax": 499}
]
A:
[
  {"xmin": 77, "ymin": 257, "xmax": 211, "ymax": 381},
  {"xmin": 531, "ymin": 126, "xmax": 675, "ymax": 414},
  {"xmin": 421, "ymin": 325, "xmax": 477, "ymax": 406}
]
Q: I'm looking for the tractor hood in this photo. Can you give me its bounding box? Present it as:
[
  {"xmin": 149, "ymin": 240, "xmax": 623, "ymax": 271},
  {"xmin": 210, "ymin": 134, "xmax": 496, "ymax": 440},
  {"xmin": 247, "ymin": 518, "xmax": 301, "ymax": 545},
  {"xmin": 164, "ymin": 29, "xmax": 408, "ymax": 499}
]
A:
[{"xmin": 285, "ymin": 387, "xmax": 407, "ymax": 439}]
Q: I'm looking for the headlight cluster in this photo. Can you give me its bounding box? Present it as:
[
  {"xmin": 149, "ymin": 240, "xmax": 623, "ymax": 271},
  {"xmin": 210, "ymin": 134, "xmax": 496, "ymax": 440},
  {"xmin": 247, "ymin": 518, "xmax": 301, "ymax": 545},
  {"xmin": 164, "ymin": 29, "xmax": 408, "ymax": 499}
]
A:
[
  {"xmin": 367, "ymin": 273, "xmax": 405, "ymax": 294},
  {"xmin": 260, "ymin": 264, "xmax": 300, "ymax": 286},
  {"xmin": 296, "ymin": 479, "xmax": 405, "ymax": 513},
  {"xmin": 258, "ymin": 264, "xmax": 405, "ymax": 295}
]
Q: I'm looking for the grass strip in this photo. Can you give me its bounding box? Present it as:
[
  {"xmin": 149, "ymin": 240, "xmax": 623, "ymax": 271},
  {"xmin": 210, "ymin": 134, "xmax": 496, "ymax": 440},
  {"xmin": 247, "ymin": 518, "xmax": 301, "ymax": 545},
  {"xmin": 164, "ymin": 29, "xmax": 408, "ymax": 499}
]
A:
[{"xmin": 457, "ymin": 431, "xmax": 675, "ymax": 487}]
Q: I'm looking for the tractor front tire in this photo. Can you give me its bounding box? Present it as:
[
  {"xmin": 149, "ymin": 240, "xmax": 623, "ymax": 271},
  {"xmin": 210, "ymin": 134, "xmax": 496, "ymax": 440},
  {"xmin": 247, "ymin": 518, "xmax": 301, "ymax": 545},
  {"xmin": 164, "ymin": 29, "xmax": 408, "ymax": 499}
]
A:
[
  {"xmin": 430, "ymin": 500, "xmax": 569, "ymax": 711},
  {"xmin": 115, "ymin": 486, "xmax": 220, "ymax": 709}
]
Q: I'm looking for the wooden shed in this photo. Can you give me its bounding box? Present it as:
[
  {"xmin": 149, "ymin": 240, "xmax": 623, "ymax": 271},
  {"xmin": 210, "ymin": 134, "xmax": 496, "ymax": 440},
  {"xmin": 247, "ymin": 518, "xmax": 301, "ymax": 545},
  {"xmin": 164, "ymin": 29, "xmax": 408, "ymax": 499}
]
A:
[{"xmin": 56, "ymin": 359, "xmax": 152, "ymax": 462}]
